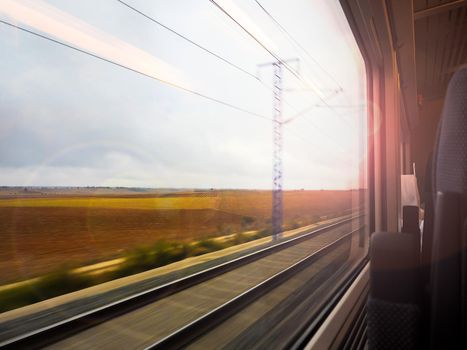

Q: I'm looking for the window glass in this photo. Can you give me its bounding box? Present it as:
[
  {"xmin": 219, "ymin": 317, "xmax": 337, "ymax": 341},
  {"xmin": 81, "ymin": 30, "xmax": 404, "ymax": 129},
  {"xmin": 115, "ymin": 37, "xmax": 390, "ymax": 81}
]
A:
[{"xmin": 0, "ymin": 0, "xmax": 368, "ymax": 347}]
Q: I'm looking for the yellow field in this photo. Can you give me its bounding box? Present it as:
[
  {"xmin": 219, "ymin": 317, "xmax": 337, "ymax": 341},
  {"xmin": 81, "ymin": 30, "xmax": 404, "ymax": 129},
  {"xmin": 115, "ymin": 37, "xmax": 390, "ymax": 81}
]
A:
[
  {"xmin": 0, "ymin": 196, "xmax": 219, "ymax": 210},
  {"xmin": 0, "ymin": 190, "xmax": 363, "ymax": 283}
]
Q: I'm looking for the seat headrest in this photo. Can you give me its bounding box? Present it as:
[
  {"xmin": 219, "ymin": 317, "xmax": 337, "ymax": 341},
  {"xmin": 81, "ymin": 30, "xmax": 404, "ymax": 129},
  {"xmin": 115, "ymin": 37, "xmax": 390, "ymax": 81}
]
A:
[{"xmin": 434, "ymin": 67, "xmax": 467, "ymax": 194}]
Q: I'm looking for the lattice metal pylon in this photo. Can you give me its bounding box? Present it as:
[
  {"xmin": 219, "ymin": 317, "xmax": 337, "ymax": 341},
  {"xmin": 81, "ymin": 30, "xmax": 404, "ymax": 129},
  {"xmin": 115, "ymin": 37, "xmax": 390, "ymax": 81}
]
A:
[
  {"xmin": 272, "ymin": 62, "xmax": 283, "ymax": 240},
  {"xmin": 258, "ymin": 58, "xmax": 298, "ymax": 241}
]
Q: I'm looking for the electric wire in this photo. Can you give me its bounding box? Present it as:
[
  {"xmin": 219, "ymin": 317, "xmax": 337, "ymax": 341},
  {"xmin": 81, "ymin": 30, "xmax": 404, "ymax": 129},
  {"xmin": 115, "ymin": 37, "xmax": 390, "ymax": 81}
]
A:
[
  {"xmin": 283, "ymin": 89, "xmax": 342, "ymax": 124},
  {"xmin": 208, "ymin": 0, "xmax": 347, "ymax": 120},
  {"xmin": 116, "ymin": 0, "xmax": 259, "ymax": 82},
  {"xmin": 252, "ymin": 0, "xmax": 344, "ymax": 92},
  {"xmin": 115, "ymin": 0, "xmax": 303, "ymax": 116},
  {"xmin": 0, "ymin": 19, "xmax": 272, "ymax": 122},
  {"xmin": 117, "ymin": 0, "xmax": 353, "ymax": 125},
  {"xmin": 0, "ymin": 11, "xmax": 358, "ymax": 187},
  {"xmin": 0, "ymin": 13, "xmax": 350, "ymax": 152}
]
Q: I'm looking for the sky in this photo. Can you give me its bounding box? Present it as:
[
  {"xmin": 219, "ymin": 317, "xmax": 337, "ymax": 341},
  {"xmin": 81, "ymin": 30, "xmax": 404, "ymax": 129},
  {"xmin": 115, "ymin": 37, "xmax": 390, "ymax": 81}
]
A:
[{"xmin": 0, "ymin": 0, "xmax": 367, "ymax": 190}]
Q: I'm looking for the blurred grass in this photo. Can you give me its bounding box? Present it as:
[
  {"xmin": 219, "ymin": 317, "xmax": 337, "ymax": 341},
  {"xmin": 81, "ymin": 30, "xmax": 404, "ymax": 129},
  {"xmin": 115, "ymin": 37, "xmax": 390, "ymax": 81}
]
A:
[
  {"xmin": 0, "ymin": 229, "xmax": 264, "ymax": 313},
  {"xmin": 0, "ymin": 268, "xmax": 96, "ymax": 312},
  {"xmin": 0, "ymin": 209, "xmax": 353, "ymax": 313}
]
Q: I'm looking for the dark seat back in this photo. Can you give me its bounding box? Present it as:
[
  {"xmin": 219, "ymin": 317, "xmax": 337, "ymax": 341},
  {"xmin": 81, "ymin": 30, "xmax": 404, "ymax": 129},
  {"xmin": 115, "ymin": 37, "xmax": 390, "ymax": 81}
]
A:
[
  {"xmin": 429, "ymin": 66, "xmax": 467, "ymax": 349},
  {"xmin": 367, "ymin": 67, "xmax": 467, "ymax": 349}
]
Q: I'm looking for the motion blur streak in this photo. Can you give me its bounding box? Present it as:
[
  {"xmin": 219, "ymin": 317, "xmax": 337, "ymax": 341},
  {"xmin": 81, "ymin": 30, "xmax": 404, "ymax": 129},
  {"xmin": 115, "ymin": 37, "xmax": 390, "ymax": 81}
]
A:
[{"xmin": 0, "ymin": 0, "xmax": 186, "ymax": 86}]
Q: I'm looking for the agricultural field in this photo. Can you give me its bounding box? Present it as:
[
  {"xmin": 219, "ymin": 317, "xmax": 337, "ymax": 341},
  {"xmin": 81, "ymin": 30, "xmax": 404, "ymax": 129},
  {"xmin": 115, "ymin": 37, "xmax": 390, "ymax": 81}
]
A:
[{"xmin": 0, "ymin": 188, "xmax": 362, "ymax": 284}]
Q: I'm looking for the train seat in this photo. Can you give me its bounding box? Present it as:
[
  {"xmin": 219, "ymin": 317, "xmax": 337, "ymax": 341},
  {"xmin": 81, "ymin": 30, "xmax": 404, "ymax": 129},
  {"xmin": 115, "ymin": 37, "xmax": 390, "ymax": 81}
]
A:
[
  {"xmin": 367, "ymin": 66, "xmax": 467, "ymax": 349},
  {"xmin": 429, "ymin": 65, "xmax": 467, "ymax": 348}
]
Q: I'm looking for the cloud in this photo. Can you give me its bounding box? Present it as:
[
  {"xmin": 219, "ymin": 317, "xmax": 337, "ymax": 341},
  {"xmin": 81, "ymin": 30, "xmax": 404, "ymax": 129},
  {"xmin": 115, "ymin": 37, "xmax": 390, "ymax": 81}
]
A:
[{"xmin": 0, "ymin": 0, "xmax": 367, "ymax": 190}]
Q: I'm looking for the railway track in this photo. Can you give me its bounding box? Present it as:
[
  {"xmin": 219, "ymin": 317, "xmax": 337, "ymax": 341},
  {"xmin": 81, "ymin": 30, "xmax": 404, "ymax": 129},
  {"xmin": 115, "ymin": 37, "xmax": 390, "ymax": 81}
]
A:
[
  {"xmin": 151, "ymin": 227, "xmax": 364, "ymax": 350},
  {"xmin": 0, "ymin": 215, "xmax": 364, "ymax": 349}
]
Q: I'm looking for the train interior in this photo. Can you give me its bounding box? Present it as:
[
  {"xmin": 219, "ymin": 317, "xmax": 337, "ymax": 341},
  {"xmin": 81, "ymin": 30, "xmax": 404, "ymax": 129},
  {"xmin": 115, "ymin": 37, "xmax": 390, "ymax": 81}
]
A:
[
  {"xmin": 0, "ymin": 0, "xmax": 466, "ymax": 349},
  {"xmin": 316, "ymin": 0, "xmax": 467, "ymax": 348}
]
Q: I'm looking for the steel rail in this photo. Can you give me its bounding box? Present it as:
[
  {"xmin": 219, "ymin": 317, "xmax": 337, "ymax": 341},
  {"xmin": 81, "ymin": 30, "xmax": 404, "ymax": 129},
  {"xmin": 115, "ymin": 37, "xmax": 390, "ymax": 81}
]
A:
[
  {"xmin": 0, "ymin": 215, "xmax": 362, "ymax": 349},
  {"xmin": 288, "ymin": 256, "xmax": 369, "ymax": 349},
  {"xmin": 147, "ymin": 226, "xmax": 364, "ymax": 349}
]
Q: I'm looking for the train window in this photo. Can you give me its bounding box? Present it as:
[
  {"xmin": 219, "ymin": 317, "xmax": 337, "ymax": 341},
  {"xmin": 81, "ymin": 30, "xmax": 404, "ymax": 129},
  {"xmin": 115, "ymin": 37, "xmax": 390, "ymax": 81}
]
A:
[{"xmin": 0, "ymin": 0, "xmax": 368, "ymax": 348}]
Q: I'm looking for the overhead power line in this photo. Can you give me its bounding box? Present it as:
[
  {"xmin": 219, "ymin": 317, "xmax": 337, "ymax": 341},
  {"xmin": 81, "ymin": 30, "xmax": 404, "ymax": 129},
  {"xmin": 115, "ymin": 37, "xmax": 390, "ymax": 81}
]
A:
[
  {"xmin": 115, "ymin": 0, "xmax": 305, "ymax": 117},
  {"xmin": 208, "ymin": 0, "xmax": 344, "ymax": 118},
  {"xmin": 252, "ymin": 0, "xmax": 344, "ymax": 92},
  {"xmin": 116, "ymin": 0, "xmax": 260, "ymax": 82},
  {"xmin": 283, "ymin": 89, "xmax": 342, "ymax": 124},
  {"xmin": 0, "ymin": 19, "xmax": 271, "ymax": 122}
]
